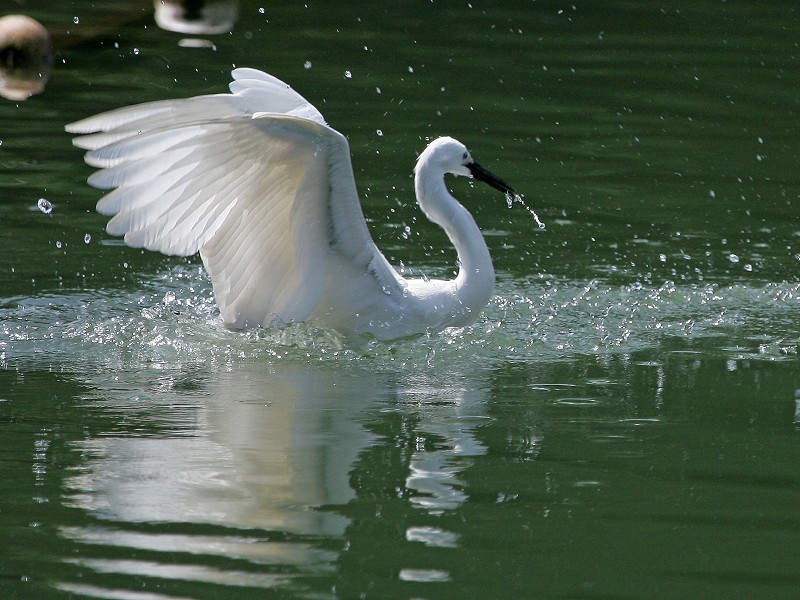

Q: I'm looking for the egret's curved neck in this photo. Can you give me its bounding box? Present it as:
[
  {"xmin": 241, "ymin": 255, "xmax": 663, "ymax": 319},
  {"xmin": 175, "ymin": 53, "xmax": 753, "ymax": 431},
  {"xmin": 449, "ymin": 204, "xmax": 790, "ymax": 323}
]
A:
[{"xmin": 414, "ymin": 168, "xmax": 495, "ymax": 305}]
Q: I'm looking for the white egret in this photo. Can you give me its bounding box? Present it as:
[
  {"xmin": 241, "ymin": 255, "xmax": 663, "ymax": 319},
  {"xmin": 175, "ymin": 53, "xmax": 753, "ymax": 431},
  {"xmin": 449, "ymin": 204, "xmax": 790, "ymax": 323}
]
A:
[{"xmin": 67, "ymin": 68, "xmax": 518, "ymax": 340}]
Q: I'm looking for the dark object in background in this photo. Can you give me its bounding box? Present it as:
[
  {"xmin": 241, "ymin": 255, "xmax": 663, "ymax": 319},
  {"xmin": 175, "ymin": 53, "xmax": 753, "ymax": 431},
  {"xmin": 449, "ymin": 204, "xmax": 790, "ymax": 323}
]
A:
[
  {"xmin": 0, "ymin": 14, "xmax": 53, "ymax": 101},
  {"xmin": 154, "ymin": 0, "xmax": 240, "ymax": 35}
]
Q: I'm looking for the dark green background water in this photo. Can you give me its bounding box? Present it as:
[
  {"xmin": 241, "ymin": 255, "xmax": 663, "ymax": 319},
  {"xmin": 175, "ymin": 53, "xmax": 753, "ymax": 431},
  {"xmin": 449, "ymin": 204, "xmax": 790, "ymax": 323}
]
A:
[{"xmin": 2, "ymin": 1, "xmax": 799, "ymax": 598}]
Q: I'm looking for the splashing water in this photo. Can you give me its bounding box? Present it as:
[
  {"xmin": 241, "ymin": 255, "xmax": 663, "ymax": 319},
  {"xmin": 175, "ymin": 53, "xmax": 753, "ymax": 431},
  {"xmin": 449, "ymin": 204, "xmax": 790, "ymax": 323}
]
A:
[
  {"xmin": 506, "ymin": 193, "xmax": 545, "ymax": 229},
  {"xmin": 3, "ymin": 262, "xmax": 798, "ymax": 377},
  {"xmin": 37, "ymin": 198, "xmax": 53, "ymax": 214}
]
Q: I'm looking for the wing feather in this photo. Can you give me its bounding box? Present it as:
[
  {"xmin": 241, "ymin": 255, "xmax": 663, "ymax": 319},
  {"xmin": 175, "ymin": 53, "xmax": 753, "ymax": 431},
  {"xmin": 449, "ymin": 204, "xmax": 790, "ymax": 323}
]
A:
[{"xmin": 68, "ymin": 69, "xmax": 401, "ymax": 331}]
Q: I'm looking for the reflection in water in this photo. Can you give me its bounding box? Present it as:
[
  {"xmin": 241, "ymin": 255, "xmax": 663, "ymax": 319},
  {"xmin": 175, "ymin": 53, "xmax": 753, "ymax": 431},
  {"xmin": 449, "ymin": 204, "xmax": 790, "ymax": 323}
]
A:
[
  {"xmin": 399, "ymin": 377, "xmax": 489, "ymax": 512},
  {"xmin": 2, "ymin": 266, "xmax": 797, "ymax": 597},
  {"xmin": 60, "ymin": 361, "xmax": 376, "ymax": 595},
  {"xmin": 795, "ymin": 390, "xmax": 800, "ymax": 426},
  {"xmin": 2, "ymin": 275, "xmax": 796, "ymax": 598},
  {"xmin": 57, "ymin": 359, "xmax": 492, "ymax": 596}
]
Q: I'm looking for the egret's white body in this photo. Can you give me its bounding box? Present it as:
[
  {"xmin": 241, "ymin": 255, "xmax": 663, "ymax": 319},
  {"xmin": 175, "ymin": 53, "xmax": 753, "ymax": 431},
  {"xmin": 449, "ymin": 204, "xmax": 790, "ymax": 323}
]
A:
[{"xmin": 67, "ymin": 68, "xmax": 516, "ymax": 340}]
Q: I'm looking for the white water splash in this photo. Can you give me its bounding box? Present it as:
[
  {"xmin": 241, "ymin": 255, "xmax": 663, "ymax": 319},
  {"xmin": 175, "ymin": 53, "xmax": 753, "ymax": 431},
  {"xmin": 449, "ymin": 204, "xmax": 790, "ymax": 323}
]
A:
[
  {"xmin": 2, "ymin": 263, "xmax": 799, "ymax": 376},
  {"xmin": 507, "ymin": 193, "xmax": 545, "ymax": 229},
  {"xmin": 37, "ymin": 198, "xmax": 53, "ymax": 214}
]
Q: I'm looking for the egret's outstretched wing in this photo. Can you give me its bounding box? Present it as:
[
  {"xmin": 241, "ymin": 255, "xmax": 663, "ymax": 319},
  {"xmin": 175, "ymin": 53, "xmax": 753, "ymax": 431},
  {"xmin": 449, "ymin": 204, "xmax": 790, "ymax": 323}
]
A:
[
  {"xmin": 67, "ymin": 68, "xmax": 327, "ymax": 145},
  {"xmin": 67, "ymin": 69, "xmax": 400, "ymax": 329}
]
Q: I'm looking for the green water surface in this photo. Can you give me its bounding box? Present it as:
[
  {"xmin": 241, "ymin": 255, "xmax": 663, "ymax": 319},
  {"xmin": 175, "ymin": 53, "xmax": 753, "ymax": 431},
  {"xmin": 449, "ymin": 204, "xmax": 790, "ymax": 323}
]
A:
[{"xmin": 1, "ymin": 1, "xmax": 799, "ymax": 599}]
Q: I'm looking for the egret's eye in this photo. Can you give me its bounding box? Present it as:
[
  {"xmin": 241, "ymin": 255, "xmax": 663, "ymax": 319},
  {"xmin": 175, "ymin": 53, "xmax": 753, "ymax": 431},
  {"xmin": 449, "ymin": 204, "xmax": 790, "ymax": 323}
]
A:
[{"xmin": 462, "ymin": 151, "xmax": 468, "ymax": 161}]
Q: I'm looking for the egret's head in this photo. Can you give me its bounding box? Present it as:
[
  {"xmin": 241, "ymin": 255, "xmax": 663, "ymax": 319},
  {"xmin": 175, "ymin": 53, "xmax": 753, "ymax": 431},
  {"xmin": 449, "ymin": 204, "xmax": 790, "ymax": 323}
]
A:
[
  {"xmin": 417, "ymin": 136, "xmax": 472, "ymax": 176},
  {"xmin": 417, "ymin": 136, "xmax": 515, "ymax": 195}
]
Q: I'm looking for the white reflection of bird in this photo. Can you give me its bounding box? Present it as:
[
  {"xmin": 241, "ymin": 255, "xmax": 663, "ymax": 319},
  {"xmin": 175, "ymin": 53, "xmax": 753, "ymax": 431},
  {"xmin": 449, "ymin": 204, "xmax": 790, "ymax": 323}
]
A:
[{"xmin": 67, "ymin": 68, "xmax": 517, "ymax": 340}]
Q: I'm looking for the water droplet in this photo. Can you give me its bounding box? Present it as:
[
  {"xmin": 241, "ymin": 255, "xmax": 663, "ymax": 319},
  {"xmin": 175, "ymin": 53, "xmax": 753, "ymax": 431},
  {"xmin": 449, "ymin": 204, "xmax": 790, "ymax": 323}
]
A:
[
  {"xmin": 73, "ymin": 16, "xmax": 80, "ymax": 24},
  {"xmin": 375, "ymin": 86, "xmax": 381, "ymax": 94},
  {"xmin": 84, "ymin": 233, "xmax": 92, "ymax": 244},
  {"xmin": 408, "ymin": 66, "xmax": 414, "ymax": 73},
  {"xmin": 344, "ymin": 70, "xmax": 352, "ymax": 79},
  {"xmin": 303, "ymin": 60, "xmax": 312, "ymax": 69},
  {"xmin": 55, "ymin": 240, "xmax": 62, "ymax": 249},
  {"xmin": 708, "ymin": 189, "xmax": 716, "ymax": 198},
  {"xmin": 507, "ymin": 194, "xmax": 545, "ymax": 229},
  {"xmin": 258, "ymin": 7, "xmax": 265, "ymax": 14},
  {"xmin": 376, "ymin": 129, "xmax": 383, "ymax": 136},
  {"xmin": 133, "ymin": 48, "xmax": 140, "ymax": 56},
  {"xmin": 728, "ymin": 253, "xmax": 740, "ymax": 264},
  {"xmin": 37, "ymin": 198, "xmax": 52, "ymax": 214}
]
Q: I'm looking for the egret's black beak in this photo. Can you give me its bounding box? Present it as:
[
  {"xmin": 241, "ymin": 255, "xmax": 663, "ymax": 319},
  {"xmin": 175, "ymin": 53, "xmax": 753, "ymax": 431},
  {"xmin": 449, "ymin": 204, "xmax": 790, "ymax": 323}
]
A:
[{"xmin": 467, "ymin": 162, "xmax": 516, "ymax": 196}]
